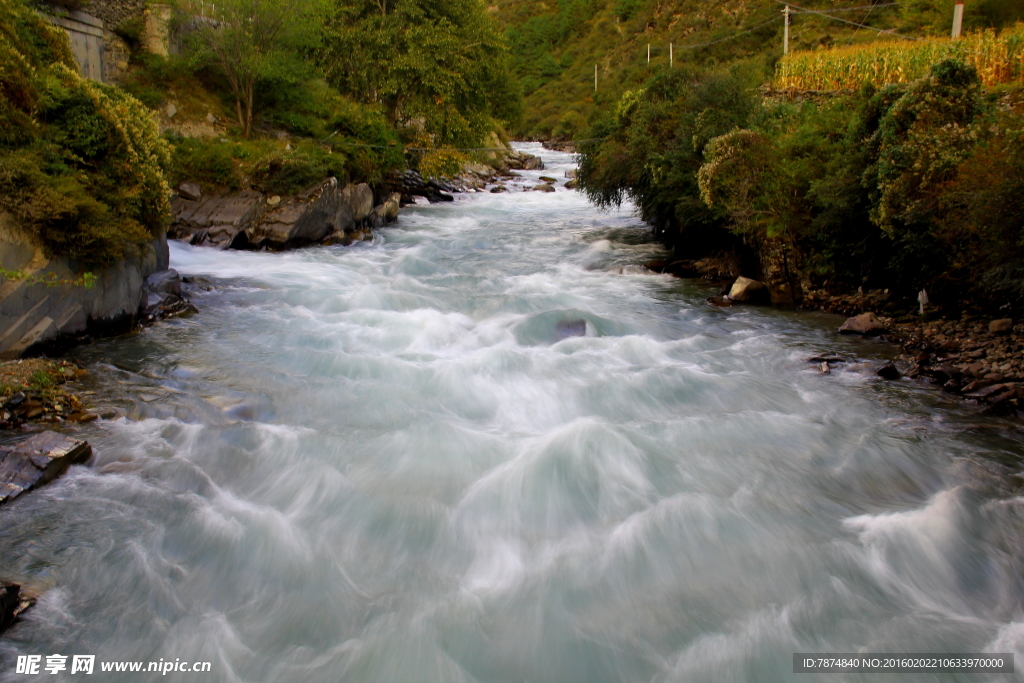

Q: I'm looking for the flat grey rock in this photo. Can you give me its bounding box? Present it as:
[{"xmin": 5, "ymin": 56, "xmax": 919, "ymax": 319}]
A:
[{"xmin": 0, "ymin": 431, "xmax": 91, "ymax": 506}]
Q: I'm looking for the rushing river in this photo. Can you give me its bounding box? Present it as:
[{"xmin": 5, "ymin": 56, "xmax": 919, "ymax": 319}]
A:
[{"xmin": 2, "ymin": 144, "xmax": 1024, "ymax": 682}]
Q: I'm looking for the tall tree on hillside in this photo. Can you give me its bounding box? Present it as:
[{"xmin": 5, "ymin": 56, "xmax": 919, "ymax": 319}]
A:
[
  {"xmin": 182, "ymin": 0, "xmax": 327, "ymax": 137},
  {"xmin": 320, "ymin": 0, "xmax": 521, "ymax": 147}
]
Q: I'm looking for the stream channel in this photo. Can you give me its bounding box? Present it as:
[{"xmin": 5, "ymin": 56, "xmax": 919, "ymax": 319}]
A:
[{"xmin": 2, "ymin": 144, "xmax": 1024, "ymax": 682}]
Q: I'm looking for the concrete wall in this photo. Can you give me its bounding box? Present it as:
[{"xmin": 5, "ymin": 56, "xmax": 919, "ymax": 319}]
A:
[
  {"xmin": 47, "ymin": 3, "xmax": 182, "ymax": 84},
  {"xmin": 48, "ymin": 10, "xmax": 106, "ymax": 82},
  {"xmin": 0, "ymin": 216, "xmax": 169, "ymax": 358}
]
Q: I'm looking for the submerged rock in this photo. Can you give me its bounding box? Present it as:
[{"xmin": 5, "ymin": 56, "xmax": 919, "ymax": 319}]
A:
[
  {"xmin": 0, "ymin": 431, "xmax": 91, "ymax": 506},
  {"xmin": 876, "ymin": 362, "xmax": 901, "ymax": 380},
  {"xmin": 807, "ymin": 354, "xmax": 846, "ymax": 363},
  {"xmin": 707, "ymin": 296, "xmax": 733, "ymax": 308},
  {"xmin": 0, "ymin": 582, "xmax": 35, "ymax": 635},
  {"xmin": 555, "ymin": 319, "xmax": 587, "ymax": 339}
]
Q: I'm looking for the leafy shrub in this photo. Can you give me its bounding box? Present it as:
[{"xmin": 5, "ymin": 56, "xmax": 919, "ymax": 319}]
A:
[
  {"xmin": 170, "ymin": 137, "xmax": 243, "ymax": 190},
  {"xmin": 0, "ymin": 0, "xmax": 171, "ymax": 268},
  {"xmin": 251, "ymin": 141, "xmax": 343, "ymax": 195},
  {"xmin": 419, "ymin": 148, "xmax": 470, "ymax": 179}
]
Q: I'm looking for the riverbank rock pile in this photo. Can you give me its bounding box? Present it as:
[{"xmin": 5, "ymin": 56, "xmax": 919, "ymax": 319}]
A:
[
  {"xmin": 170, "ymin": 179, "xmax": 401, "ymax": 250},
  {"xmin": 803, "ymin": 288, "xmax": 903, "ymax": 317},
  {"xmin": 0, "ymin": 359, "xmax": 98, "ymax": 428},
  {"xmin": 889, "ymin": 317, "xmax": 1024, "ymax": 414},
  {"xmin": 826, "ymin": 309, "xmax": 1024, "ymax": 414}
]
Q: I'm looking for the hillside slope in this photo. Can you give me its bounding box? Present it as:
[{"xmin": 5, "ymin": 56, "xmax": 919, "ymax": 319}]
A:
[{"xmin": 493, "ymin": 0, "xmax": 1024, "ymax": 139}]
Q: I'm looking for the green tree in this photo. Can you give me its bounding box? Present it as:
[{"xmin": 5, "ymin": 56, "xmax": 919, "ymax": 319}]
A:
[
  {"xmin": 320, "ymin": 0, "xmax": 521, "ymax": 148},
  {"xmin": 578, "ymin": 68, "xmax": 756, "ymax": 252},
  {"xmin": 181, "ymin": 0, "xmax": 328, "ymax": 138}
]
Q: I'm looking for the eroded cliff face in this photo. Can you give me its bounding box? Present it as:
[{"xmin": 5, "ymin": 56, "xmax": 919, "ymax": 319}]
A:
[{"xmin": 0, "ymin": 214, "xmax": 171, "ymax": 358}]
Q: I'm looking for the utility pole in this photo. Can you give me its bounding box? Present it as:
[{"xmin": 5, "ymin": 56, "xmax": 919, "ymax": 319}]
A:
[
  {"xmin": 951, "ymin": 0, "xmax": 964, "ymax": 37},
  {"xmin": 783, "ymin": 5, "xmax": 791, "ymax": 54},
  {"xmin": 594, "ymin": 64, "xmax": 598, "ymax": 91},
  {"xmin": 669, "ymin": 42, "xmax": 673, "ymax": 67}
]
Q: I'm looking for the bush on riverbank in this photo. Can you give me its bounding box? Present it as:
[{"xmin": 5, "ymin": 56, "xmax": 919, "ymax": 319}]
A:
[
  {"xmin": 579, "ymin": 59, "xmax": 1024, "ymax": 314},
  {"xmin": 0, "ymin": 0, "xmax": 171, "ymax": 268}
]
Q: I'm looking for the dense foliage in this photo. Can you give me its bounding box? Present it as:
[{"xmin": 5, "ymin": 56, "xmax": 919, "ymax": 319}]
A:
[
  {"xmin": 580, "ymin": 57, "xmax": 1024, "ymax": 312},
  {"xmin": 320, "ymin": 0, "xmax": 521, "ymax": 149},
  {"xmin": 0, "ymin": 0, "xmax": 170, "ymax": 267},
  {"xmin": 179, "ymin": 0, "xmax": 329, "ymax": 138}
]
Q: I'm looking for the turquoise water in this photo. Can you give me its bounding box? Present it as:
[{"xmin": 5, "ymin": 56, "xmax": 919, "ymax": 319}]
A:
[{"xmin": 2, "ymin": 144, "xmax": 1023, "ymax": 682}]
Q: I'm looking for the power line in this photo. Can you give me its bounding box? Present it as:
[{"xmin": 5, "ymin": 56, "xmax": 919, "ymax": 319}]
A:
[
  {"xmin": 675, "ymin": 15, "xmax": 782, "ymax": 49},
  {"xmin": 797, "ymin": 2, "xmax": 901, "ymax": 14},
  {"xmin": 769, "ymin": 0, "xmax": 941, "ymax": 45}
]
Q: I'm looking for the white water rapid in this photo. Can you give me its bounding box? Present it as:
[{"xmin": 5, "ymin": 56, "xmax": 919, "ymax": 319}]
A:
[{"xmin": 2, "ymin": 144, "xmax": 1024, "ymax": 682}]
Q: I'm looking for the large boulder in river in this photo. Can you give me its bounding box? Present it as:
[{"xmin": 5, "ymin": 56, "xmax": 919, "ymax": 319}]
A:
[
  {"xmin": 371, "ymin": 192, "xmax": 402, "ymax": 225},
  {"xmin": 728, "ymin": 276, "xmax": 767, "ymax": 303},
  {"xmin": 506, "ymin": 150, "xmax": 544, "ymax": 171},
  {"xmin": 342, "ymin": 183, "xmax": 374, "ymax": 224},
  {"xmin": 239, "ymin": 180, "xmax": 345, "ymax": 250},
  {"xmin": 170, "ymin": 190, "xmax": 266, "ymax": 248},
  {"xmin": 171, "ymin": 180, "xmax": 382, "ymax": 251},
  {"xmin": 838, "ymin": 312, "xmax": 887, "ymax": 336}
]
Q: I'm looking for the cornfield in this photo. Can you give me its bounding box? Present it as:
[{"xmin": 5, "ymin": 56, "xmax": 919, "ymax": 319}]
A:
[{"xmin": 773, "ymin": 25, "xmax": 1024, "ymax": 90}]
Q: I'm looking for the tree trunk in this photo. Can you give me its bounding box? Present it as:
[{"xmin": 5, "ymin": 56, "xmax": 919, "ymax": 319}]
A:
[
  {"xmin": 244, "ymin": 83, "xmax": 255, "ymax": 139},
  {"xmin": 236, "ymin": 99, "xmax": 245, "ymax": 135},
  {"xmin": 757, "ymin": 234, "xmax": 804, "ymax": 308}
]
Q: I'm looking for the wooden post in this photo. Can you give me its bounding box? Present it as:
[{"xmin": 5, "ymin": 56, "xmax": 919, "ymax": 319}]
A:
[
  {"xmin": 594, "ymin": 64, "xmax": 597, "ymax": 91},
  {"xmin": 647, "ymin": 43, "xmax": 650, "ymax": 64},
  {"xmin": 669, "ymin": 42, "xmax": 673, "ymax": 67},
  {"xmin": 783, "ymin": 5, "xmax": 791, "ymax": 54},
  {"xmin": 951, "ymin": 0, "xmax": 964, "ymax": 38}
]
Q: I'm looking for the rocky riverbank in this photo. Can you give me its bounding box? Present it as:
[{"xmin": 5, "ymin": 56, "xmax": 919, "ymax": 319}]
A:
[
  {"xmin": 0, "ymin": 359, "xmax": 97, "ymax": 428},
  {"xmin": 168, "ymin": 149, "xmax": 546, "ymax": 252},
  {"xmin": 641, "ymin": 259, "xmax": 1024, "ymax": 417}
]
